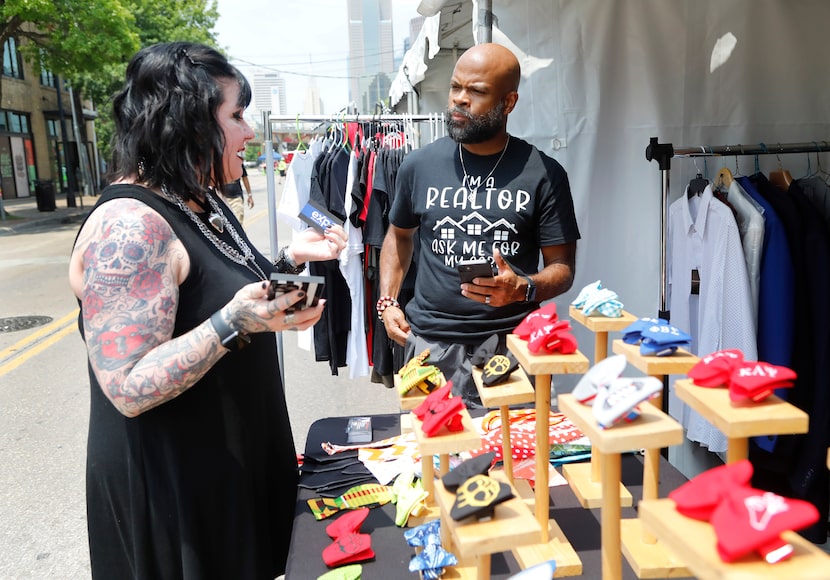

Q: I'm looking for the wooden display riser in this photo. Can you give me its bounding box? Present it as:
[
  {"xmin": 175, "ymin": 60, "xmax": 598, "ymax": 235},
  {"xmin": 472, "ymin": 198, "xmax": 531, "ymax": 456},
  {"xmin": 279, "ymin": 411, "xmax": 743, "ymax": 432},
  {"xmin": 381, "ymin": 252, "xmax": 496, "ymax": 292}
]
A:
[
  {"xmin": 562, "ymin": 461, "xmax": 633, "ymax": 509},
  {"xmin": 612, "ymin": 339, "xmax": 699, "ymax": 376},
  {"xmin": 639, "ymin": 498, "xmax": 830, "ymax": 579},
  {"xmin": 558, "ymin": 393, "xmax": 684, "ymax": 580},
  {"xmin": 472, "ymin": 366, "xmax": 535, "ymax": 408},
  {"xmin": 674, "ymin": 378, "xmax": 810, "ymax": 463},
  {"xmin": 411, "ymin": 409, "xmax": 482, "ymax": 456},
  {"xmin": 512, "ymin": 518, "xmax": 583, "ymax": 577},
  {"xmin": 506, "ymin": 335, "xmax": 590, "ymax": 376},
  {"xmin": 433, "ymin": 471, "xmax": 546, "ymax": 579},
  {"xmin": 395, "ymin": 373, "xmax": 429, "ymax": 411},
  {"xmin": 620, "ymin": 518, "xmax": 691, "ymax": 578}
]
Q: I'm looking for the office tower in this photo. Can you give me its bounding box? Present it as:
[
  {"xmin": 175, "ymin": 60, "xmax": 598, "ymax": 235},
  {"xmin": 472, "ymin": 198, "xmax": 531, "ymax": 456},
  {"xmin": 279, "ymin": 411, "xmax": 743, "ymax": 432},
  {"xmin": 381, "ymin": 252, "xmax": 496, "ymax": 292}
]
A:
[
  {"xmin": 347, "ymin": 0, "xmax": 394, "ymax": 113},
  {"xmin": 252, "ymin": 71, "xmax": 287, "ymax": 116}
]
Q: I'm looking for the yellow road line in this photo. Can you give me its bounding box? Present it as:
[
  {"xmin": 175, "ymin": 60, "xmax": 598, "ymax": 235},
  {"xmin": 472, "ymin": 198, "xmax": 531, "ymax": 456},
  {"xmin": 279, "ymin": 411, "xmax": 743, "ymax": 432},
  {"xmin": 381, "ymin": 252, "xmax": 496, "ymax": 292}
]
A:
[
  {"xmin": 0, "ymin": 323, "xmax": 78, "ymax": 375},
  {"xmin": 0, "ymin": 309, "xmax": 79, "ymax": 360}
]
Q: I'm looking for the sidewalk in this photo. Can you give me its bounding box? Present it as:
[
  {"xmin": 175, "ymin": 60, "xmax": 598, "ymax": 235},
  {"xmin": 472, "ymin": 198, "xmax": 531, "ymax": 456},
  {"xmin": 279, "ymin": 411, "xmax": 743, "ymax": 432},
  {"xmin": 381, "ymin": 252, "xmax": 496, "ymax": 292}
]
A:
[{"xmin": 0, "ymin": 192, "xmax": 95, "ymax": 235}]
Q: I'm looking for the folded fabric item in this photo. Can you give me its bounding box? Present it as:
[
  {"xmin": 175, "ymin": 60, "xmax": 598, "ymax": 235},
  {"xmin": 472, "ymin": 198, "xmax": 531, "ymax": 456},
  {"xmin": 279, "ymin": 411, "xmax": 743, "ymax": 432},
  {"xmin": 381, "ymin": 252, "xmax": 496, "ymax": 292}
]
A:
[
  {"xmin": 307, "ymin": 483, "xmax": 395, "ymax": 520},
  {"xmin": 322, "ymin": 533, "xmax": 374, "ymax": 567},
  {"xmin": 404, "ymin": 519, "xmax": 441, "ymax": 547},
  {"xmin": 420, "ymin": 395, "xmax": 465, "ymax": 437},
  {"xmin": 621, "ymin": 317, "xmax": 668, "ymax": 344},
  {"xmin": 527, "ymin": 319, "xmax": 578, "ymax": 354},
  {"xmin": 470, "ymin": 409, "xmax": 585, "ymax": 464},
  {"xmin": 326, "ymin": 507, "xmax": 369, "ymax": 539},
  {"xmin": 412, "ymin": 382, "xmax": 453, "ymax": 420},
  {"xmin": 593, "ymin": 376, "xmax": 662, "ymax": 428},
  {"xmin": 513, "ymin": 301, "xmax": 558, "ymax": 339},
  {"xmin": 572, "ymin": 354, "xmax": 627, "ymax": 405},
  {"xmin": 711, "ymin": 485, "xmax": 819, "ymax": 563},
  {"xmin": 581, "ymin": 286, "xmax": 623, "ymax": 317},
  {"xmin": 450, "ymin": 474, "xmax": 514, "ymax": 521},
  {"xmin": 298, "ymin": 470, "xmax": 376, "ymax": 491},
  {"xmin": 640, "ymin": 323, "xmax": 692, "ymax": 346},
  {"xmin": 571, "ymin": 280, "xmax": 602, "ymax": 309},
  {"xmin": 668, "ymin": 460, "xmax": 754, "ymax": 521},
  {"xmin": 305, "ymin": 448, "xmax": 360, "ymax": 463},
  {"xmin": 398, "ymin": 348, "xmax": 446, "ymax": 396},
  {"xmin": 471, "ymin": 333, "xmax": 501, "ymax": 367},
  {"xmin": 687, "ymin": 348, "xmax": 745, "ymax": 387},
  {"xmin": 408, "ymin": 534, "xmax": 458, "ymax": 579},
  {"xmin": 729, "ymin": 361, "xmax": 797, "ymax": 402},
  {"xmin": 317, "ymin": 563, "xmax": 362, "ymax": 580},
  {"xmin": 394, "ymin": 478, "xmax": 427, "ymax": 527},
  {"xmin": 481, "ymin": 352, "xmax": 520, "ymax": 386},
  {"xmin": 442, "ymin": 452, "xmax": 497, "ymax": 492},
  {"xmin": 301, "ymin": 455, "xmax": 364, "ymax": 474},
  {"xmin": 638, "ymin": 322, "xmax": 691, "ymax": 356}
]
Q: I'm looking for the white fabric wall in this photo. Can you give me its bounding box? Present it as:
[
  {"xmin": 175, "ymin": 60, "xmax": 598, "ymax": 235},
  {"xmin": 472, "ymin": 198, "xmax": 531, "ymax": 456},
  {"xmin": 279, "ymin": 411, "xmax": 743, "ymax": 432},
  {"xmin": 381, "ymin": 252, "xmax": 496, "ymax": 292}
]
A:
[{"xmin": 480, "ymin": 0, "xmax": 830, "ymax": 368}]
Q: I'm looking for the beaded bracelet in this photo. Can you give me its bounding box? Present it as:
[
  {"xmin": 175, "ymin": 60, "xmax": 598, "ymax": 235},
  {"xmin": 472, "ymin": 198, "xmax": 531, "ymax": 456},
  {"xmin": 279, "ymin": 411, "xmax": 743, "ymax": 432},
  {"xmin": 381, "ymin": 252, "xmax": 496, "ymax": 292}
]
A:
[{"xmin": 376, "ymin": 295, "xmax": 400, "ymax": 320}]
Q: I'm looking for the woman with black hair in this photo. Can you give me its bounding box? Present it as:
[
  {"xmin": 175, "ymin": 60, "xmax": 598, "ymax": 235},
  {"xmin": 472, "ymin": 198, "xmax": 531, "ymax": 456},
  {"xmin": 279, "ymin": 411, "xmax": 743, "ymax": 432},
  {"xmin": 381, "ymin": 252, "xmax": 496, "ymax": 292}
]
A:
[{"xmin": 69, "ymin": 42, "xmax": 347, "ymax": 579}]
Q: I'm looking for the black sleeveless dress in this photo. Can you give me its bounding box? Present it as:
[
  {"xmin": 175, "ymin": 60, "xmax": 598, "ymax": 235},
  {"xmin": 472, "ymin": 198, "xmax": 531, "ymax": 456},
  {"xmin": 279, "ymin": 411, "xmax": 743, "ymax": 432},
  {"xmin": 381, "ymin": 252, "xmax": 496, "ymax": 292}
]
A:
[{"xmin": 78, "ymin": 184, "xmax": 298, "ymax": 579}]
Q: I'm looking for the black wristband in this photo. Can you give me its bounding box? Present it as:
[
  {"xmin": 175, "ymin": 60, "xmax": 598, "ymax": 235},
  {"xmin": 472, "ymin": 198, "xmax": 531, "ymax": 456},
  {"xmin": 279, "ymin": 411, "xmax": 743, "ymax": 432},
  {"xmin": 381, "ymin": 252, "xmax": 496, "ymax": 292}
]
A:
[
  {"xmin": 274, "ymin": 245, "xmax": 306, "ymax": 275},
  {"xmin": 210, "ymin": 310, "xmax": 250, "ymax": 351}
]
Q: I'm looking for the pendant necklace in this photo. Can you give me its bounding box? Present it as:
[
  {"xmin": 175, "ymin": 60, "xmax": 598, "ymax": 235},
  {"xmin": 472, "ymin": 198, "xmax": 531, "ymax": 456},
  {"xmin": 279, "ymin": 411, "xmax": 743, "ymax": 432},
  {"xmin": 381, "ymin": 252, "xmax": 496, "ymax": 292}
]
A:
[
  {"xmin": 189, "ymin": 194, "xmax": 225, "ymax": 233},
  {"xmin": 159, "ymin": 184, "xmax": 267, "ymax": 281},
  {"xmin": 458, "ymin": 135, "xmax": 510, "ymax": 193}
]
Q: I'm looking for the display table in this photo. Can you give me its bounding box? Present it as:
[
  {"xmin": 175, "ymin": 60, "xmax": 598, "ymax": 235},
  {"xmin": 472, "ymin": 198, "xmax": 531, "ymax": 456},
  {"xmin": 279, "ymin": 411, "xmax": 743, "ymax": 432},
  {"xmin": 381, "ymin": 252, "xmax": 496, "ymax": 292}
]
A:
[{"xmin": 287, "ymin": 413, "xmax": 694, "ymax": 579}]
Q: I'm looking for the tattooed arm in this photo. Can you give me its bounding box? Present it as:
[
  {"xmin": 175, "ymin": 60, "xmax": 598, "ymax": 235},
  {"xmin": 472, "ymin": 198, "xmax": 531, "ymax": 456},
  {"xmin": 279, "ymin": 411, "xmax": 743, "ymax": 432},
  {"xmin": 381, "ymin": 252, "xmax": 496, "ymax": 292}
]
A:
[{"xmin": 69, "ymin": 198, "xmax": 322, "ymax": 417}]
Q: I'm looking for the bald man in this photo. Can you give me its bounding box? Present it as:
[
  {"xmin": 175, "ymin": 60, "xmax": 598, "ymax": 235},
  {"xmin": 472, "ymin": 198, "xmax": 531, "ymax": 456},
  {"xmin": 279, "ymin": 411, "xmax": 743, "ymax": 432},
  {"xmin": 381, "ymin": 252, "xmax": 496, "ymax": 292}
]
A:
[{"xmin": 378, "ymin": 43, "xmax": 580, "ymax": 407}]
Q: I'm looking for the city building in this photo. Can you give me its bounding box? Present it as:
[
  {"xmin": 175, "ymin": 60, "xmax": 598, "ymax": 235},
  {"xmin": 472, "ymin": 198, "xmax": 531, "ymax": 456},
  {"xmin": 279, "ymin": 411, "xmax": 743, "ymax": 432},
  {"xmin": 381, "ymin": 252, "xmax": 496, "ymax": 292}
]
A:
[
  {"xmin": 252, "ymin": 71, "xmax": 287, "ymax": 117},
  {"xmin": 347, "ymin": 0, "xmax": 395, "ymax": 114},
  {"xmin": 0, "ymin": 36, "xmax": 97, "ymax": 202}
]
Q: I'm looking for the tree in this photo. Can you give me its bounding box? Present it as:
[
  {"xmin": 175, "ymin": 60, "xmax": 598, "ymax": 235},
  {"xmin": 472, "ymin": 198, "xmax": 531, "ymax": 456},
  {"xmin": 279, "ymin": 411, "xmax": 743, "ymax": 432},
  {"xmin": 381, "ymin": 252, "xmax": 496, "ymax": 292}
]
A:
[
  {"xmin": 83, "ymin": 0, "xmax": 221, "ymax": 162},
  {"xmin": 0, "ymin": 0, "xmax": 140, "ymax": 105}
]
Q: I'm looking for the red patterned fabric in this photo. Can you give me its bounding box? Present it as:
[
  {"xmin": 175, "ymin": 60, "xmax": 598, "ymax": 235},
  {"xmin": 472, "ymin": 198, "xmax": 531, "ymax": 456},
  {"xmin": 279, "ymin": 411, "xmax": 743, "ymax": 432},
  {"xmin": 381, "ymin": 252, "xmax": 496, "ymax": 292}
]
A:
[{"xmin": 470, "ymin": 410, "xmax": 584, "ymax": 463}]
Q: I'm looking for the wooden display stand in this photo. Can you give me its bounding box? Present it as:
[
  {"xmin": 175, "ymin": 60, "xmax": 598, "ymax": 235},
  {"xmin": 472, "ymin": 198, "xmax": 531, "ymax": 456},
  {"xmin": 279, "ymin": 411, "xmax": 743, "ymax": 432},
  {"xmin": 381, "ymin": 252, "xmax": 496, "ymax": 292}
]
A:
[
  {"xmin": 471, "ymin": 365, "xmax": 535, "ymax": 484},
  {"xmin": 639, "ymin": 498, "xmax": 830, "ymax": 579},
  {"xmin": 411, "ymin": 410, "xmax": 482, "ymax": 506},
  {"xmin": 433, "ymin": 471, "xmax": 544, "ymax": 580},
  {"xmin": 612, "ymin": 337, "xmax": 698, "ymax": 578},
  {"xmin": 394, "ymin": 373, "xmax": 429, "ymax": 411},
  {"xmin": 673, "ymin": 379, "xmax": 810, "ymax": 464},
  {"xmin": 564, "ymin": 307, "xmax": 637, "ymax": 508},
  {"xmin": 558, "ymin": 393, "xmax": 683, "ymax": 580},
  {"xmin": 505, "ymin": 334, "xmax": 588, "ymax": 575}
]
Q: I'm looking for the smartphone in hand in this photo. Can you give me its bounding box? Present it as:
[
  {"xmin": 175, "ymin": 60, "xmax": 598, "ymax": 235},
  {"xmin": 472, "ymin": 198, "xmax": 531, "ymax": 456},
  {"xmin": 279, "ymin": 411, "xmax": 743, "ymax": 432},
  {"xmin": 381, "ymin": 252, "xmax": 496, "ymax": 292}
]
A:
[{"xmin": 457, "ymin": 258, "xmax": 494, "ymax": 284}]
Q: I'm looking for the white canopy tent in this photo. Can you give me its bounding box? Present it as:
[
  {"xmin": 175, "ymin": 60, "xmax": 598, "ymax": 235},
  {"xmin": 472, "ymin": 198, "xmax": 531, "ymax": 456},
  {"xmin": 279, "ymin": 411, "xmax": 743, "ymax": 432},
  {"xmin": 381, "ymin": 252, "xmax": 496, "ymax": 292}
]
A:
[
  {"xmin": 392, "ymin": 0, "xmax": 830, "ymax": 362},
  {"xmin": 390, "ymin": 0, "xmax": 830, "ymax": 478}
]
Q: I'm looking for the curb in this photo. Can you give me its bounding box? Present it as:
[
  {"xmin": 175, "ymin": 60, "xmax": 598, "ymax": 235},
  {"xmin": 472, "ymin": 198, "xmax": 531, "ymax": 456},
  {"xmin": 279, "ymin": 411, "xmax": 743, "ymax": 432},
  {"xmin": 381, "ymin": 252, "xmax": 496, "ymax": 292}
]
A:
[{"xmin": 0, "ymin": 210, "xmax": 89, "ymax": 235}]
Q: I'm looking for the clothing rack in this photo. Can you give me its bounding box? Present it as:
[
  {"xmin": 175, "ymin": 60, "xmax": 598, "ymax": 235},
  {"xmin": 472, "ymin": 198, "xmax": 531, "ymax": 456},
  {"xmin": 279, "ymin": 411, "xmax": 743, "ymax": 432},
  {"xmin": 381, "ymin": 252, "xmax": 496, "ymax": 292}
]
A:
[
  {"xmin": 644, "ymin": 137, "xmax": 829, "ymax": 411},
  {"xmin": 264, "ymin": 112, "xmax": 444, "ymax": 378}
]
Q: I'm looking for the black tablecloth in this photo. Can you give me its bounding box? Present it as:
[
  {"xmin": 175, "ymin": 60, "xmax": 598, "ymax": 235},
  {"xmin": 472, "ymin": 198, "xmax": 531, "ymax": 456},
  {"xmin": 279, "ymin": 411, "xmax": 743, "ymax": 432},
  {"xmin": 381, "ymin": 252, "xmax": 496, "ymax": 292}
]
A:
[{"xmin": 286, "ymin": 413, "xmax": 693, "ymax": 580}]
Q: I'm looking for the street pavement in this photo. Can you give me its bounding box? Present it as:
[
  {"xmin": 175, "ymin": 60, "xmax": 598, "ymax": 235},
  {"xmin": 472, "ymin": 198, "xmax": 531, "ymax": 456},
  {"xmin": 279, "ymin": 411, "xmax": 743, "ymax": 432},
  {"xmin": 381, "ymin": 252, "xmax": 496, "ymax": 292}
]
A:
[{"xmin": 0, "ymin": 170, "xmax": 400, "ymax": 579}]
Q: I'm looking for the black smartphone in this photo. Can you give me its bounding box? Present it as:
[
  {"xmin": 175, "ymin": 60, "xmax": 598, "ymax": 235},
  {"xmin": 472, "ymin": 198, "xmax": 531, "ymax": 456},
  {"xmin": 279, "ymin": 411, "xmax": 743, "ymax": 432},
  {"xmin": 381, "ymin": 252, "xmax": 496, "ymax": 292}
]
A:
[
  {"xmin": 457, "ymin": 259, "xmax": 494, "ymax": 284},
  {"xmin": 267, "ymin": 273, "xmax": 325, "ymax": 311}
]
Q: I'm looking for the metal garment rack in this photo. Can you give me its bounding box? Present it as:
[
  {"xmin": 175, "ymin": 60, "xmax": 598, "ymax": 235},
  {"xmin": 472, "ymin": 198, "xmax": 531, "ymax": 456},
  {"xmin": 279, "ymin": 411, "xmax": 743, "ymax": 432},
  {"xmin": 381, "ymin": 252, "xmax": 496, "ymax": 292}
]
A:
[
  {"xmin": 264, "ymin": 112, "xmax": 444, "ymax": 380},
  {"xmin": 644, "ymin": 137, "xmax": 829, "ymax": 410}
]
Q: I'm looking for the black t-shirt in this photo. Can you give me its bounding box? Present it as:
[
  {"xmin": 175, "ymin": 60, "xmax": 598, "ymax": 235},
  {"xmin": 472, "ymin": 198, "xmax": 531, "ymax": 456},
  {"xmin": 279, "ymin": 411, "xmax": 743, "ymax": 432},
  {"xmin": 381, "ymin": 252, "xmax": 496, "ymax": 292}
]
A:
[
  {"xmin": 221, "ymin": 165, "xmax": 248, "ymax": 199},
  {"xmin": 389, "ymin": 135, "xmax": 580, "ymax": 343}
]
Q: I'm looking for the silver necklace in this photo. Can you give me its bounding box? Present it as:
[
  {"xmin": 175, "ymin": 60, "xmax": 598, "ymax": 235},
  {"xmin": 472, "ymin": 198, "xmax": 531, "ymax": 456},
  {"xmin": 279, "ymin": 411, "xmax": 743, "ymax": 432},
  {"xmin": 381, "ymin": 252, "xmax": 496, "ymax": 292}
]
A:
[
  {"xmin": 458, "ymin": 135, "xmax": 511, "ymax": 193},
  {"xmin": 159, "ymin": 184, "xmax": 267, "ymax": 281}
]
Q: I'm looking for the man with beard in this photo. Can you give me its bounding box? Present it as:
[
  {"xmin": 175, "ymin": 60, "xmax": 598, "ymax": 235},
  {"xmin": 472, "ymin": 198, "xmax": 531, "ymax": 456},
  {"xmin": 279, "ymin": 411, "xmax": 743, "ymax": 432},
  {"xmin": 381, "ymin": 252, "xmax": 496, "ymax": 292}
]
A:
[{"xmin": 378, "ymin": 43, "xmax": 580, "ymax": 407}]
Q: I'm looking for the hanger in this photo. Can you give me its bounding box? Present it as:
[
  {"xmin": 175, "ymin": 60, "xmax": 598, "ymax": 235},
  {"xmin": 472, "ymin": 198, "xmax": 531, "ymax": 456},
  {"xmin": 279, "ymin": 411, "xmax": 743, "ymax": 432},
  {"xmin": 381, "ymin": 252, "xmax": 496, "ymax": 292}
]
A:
[
  {"xmin": 715, "ymin": 166, "xmax": 733, "ymax": 190},
  {"xmin": 295, "ymin": 114, "xmax": 307, "ymax": 152},
  {"xmin": 687, "ymin": 157, "xmax": 709, "ymax": 198},
  {"xmin": 768, "ymin": 144, "xmax": 792, "ymax": 191}
]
